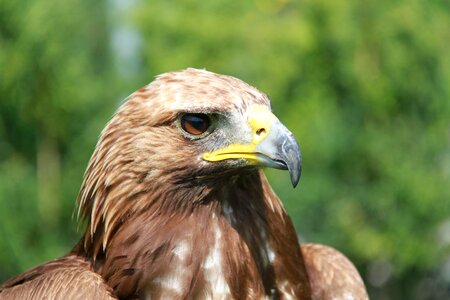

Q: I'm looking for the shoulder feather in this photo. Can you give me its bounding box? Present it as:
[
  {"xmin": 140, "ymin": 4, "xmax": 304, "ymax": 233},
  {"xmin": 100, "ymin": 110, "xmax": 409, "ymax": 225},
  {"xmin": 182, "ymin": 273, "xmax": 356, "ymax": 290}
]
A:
[
  {"xmin": 0, "ymin": 255, "xmax": 116, "ymax": 300},
  {"xmin": 301, "ymin": 243, "xmax": 369, "ymax": 300}
]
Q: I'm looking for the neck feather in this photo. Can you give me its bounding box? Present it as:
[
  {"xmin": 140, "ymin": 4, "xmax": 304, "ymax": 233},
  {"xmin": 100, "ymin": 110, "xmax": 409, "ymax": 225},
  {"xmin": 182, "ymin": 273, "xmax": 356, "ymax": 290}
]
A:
[{"xmin": 74, "ymin": 169, "xmax": 310, "ymax": 298}]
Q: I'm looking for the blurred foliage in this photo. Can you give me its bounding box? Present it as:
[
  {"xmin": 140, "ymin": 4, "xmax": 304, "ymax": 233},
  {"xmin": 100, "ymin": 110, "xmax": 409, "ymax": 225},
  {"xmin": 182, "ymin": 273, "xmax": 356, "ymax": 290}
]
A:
[{"xmin": 0, "ymin": 0, "xmax": 449, "ymax": 299}]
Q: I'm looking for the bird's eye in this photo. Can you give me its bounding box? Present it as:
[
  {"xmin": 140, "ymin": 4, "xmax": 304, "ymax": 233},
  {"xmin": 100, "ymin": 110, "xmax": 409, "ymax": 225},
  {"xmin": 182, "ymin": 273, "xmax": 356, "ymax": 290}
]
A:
[{"xmin": 180, "ymin": 113, "xmax": 211, "ymax": 136}]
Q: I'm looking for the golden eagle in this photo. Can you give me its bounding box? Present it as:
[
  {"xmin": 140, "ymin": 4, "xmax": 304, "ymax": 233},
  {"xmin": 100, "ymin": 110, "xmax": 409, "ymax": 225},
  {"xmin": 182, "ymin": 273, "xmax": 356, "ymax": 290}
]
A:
[{"xmin": 0, "ymin": 69, "xmax": 368, "ymax": 299}]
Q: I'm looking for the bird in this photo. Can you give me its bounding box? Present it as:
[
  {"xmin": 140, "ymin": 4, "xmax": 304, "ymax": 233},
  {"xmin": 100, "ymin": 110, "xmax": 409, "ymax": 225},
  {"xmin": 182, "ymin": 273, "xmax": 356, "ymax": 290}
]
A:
[{"xmin": 0, "ymin": 68, "xmax": 368, "ymax": 299}]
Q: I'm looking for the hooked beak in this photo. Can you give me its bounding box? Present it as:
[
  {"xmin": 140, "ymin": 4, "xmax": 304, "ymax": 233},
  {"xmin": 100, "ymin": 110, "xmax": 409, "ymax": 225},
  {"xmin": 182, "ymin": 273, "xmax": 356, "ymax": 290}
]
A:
[{"xmin": 202, "ymin": 105, "xmax": 302, "ymax": 187}]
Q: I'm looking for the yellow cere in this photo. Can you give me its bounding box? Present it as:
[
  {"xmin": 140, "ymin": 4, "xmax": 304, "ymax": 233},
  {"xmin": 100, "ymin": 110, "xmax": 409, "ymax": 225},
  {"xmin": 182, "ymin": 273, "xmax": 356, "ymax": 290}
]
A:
[
  {"xmin": 202, "ymin": 105, "xmax": 278, "ymax": 163},
  {"xmin": 248, "ymin": 105, "xmax": 277, "ymax": 144}
]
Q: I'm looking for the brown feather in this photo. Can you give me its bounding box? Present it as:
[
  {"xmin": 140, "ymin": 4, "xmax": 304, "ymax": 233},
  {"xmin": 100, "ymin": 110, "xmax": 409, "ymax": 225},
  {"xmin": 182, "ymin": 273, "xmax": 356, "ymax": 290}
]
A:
[
  {"xmin": 301, "ymin": 243, "xmax": 369, "ymax": 300},
  {"xmin": 0, "ymin": 255, "xmax": 115, "ymax": 299}
]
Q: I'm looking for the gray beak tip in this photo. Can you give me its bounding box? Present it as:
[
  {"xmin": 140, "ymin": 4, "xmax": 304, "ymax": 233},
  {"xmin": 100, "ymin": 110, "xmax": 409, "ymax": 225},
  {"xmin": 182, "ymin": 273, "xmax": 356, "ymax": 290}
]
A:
[
  {"xmin": 283, "ymin": 137, "xmax": 302, "ymax": 188},
  {"xmin": 287, "ymin": 152, "xmax": 301, "ymax": 188},
  {"xmin": 290, "ymin": 166, "xmax": 301, "ymax": 188}
]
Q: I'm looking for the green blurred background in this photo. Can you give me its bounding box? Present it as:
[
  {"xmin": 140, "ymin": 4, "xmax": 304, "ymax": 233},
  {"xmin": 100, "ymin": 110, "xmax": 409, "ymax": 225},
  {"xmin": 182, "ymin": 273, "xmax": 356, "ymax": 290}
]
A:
[{"xmin": 1, "ymin": 0, "xmax": 449, "ymax": 299}]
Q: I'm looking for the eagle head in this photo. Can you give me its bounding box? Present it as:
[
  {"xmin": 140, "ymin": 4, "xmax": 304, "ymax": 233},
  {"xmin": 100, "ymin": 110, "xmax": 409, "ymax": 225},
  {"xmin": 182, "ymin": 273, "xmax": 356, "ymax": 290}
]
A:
[{"xmin": 77, "ymin": 68, "xmax": 301, "ymax": 256}]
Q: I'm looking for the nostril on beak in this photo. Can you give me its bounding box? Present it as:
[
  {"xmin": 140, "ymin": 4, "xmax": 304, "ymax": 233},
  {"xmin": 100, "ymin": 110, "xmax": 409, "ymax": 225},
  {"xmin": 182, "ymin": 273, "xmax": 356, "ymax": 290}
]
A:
[{"xmin": 256, "ymin": 128, "xmax": 266, "ymax": 136}]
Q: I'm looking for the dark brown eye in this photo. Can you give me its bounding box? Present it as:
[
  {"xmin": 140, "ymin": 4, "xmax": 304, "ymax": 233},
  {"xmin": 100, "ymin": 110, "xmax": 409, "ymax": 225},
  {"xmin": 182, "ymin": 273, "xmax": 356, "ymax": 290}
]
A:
[{"xmin": 180, "ymin": 113, "xmax": 211, "ymax": 136}]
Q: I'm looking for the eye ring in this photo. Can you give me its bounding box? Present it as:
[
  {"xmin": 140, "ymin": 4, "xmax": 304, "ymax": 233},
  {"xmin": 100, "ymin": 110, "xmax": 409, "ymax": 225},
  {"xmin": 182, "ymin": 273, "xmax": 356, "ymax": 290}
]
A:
[{"xmin": 178, "ymin": 113, "xmax": 214, "ymax": 138}]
